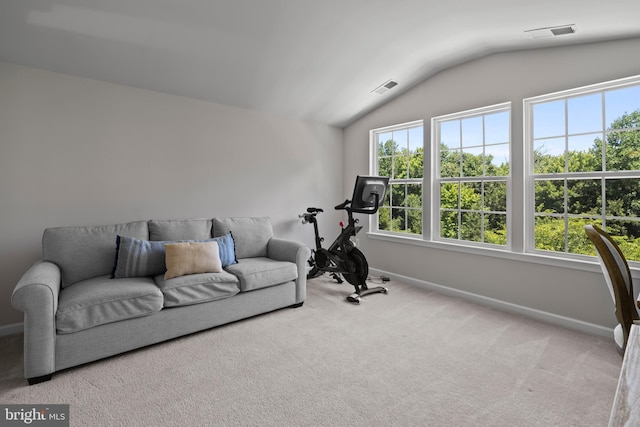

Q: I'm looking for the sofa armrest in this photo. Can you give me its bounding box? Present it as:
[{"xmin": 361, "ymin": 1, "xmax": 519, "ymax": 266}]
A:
[
  {"xmin": 11, "ymin": 261, "xmax": 61, "ymax": 381},
  {"xmin": 267, "ymin": 238, "xmax": 310, "ymax": 263},
  {"xmin": 267, "ymin": 238, "xmax": 311, "ymax": 304}
]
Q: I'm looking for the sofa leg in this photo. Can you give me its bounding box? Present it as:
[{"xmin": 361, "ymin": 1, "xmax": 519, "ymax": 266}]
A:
[
  {"xmin": 27, "ymin": 374, "xmax": 52, "ymax": 385},
  {"xmin": 290, "ymin": 302, "xmax": 304, "ymax": 308}
]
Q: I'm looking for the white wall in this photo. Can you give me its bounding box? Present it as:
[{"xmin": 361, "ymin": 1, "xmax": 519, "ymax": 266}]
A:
[
  {"xmin": 0, "ymin": 61, "xmax": 343, "ymax": 327},
  {"xmin": 344, "ymin": 37, "xmax": 640, "ymax": 328}
]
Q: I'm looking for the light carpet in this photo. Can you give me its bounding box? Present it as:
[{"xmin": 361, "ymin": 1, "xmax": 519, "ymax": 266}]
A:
[{"xmin": 0, "ymin": 276, "xmax": 622, "ymax": 426}]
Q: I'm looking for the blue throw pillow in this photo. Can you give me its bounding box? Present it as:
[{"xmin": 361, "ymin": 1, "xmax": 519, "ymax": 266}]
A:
[
  {"xmin": 111, "ymin": 233, "xmax": 237, "ymax": 279},
  {"xmin": 112, "ymin": 236, "xmax": 166, "ymax": 278},
  {"xmin": 215, "ymin": 232, "xmax": 238, "ymax": 267}
]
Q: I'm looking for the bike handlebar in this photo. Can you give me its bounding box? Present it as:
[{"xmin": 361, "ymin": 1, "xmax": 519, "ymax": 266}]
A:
[
  {"xmin": 334, "ymin": 199, "xmax": 350, "ymax": 210},
  {"xmin": 299, "ymin": 213, "xmax": 311, "ymax": 224},
  {"xmin": 300, "ymin": 207, "xmax": 323, "ymax": 225}
]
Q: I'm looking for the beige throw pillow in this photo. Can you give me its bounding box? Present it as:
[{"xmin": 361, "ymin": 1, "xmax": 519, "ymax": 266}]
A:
[{"xmin": 164, "ymin": 241, "xmax": 222, "ymax": 280}]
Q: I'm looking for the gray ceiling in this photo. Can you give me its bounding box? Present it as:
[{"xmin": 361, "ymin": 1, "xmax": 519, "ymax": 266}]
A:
[{"xmin": 1, "ymin": 1, "xmax": 639, "ymax": 128}]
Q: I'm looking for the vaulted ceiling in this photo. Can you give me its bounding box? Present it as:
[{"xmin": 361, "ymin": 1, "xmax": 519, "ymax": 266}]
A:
[{"xmin": 1, "ymin": 1, "xmax": 639, "ymax": 128}]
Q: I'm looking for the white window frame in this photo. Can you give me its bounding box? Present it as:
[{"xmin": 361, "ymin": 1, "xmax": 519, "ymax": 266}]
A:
[
  {"xmin": 369, "ymin": 120, "xmax": 424, "ymax": 236},
  {"xmin": 524, "ymin": 75, "xmax": 640, "ymax": 260},
  {"xmin": 432, "ymin": 102, "xmax": 512, "ymax": 249}
]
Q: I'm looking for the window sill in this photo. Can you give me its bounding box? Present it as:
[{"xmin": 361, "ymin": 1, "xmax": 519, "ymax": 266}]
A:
[{"xmin": 367, "ymin": 231, "xmax": 640, "ymax": 280}]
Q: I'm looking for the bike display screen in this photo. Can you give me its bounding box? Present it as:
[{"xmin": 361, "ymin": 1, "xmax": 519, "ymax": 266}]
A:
[{"xmin": 350, "ymin": 175, "xmax": 389, "ymax": 213}]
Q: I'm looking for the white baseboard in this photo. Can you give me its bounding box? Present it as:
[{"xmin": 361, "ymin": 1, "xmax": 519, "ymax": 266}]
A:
[
  {"xmin": 369, "ymin": 268, "xmax": 614, "ymax": 340},
  {"xmin": 0, "ymin": 322, "xmax": 23, "ymax": 337}
]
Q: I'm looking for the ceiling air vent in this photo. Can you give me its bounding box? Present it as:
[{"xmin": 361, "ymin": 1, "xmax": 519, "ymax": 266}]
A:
[
  {"xmin": 525, "ymin": 24, "xmax": 577, "ymax": 39},
  {"xmin": 372, "ymin": 79, "xmax": 398, "ymax": 95},
  {"xmin": 551, "ymin": 26, "xmax": 576, "ymax": 36}
]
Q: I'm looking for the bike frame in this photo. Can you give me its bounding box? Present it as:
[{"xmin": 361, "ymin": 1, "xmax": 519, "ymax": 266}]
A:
[
  {"xmin": 303, "ymin": 211, "xmax": 358, "ymax": 275},
  {"xmin": 302, "ymin": 194, "xmax": 378, "ymax": 277},
  {"xmin": 301, "ymin": 192, "xmax": 387, "ymax": 303}
]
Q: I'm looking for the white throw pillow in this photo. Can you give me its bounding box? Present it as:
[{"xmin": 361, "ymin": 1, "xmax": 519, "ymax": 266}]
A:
[{"xmin": 164, "ymin": 241, "xmax": 222, "ymax": 280}]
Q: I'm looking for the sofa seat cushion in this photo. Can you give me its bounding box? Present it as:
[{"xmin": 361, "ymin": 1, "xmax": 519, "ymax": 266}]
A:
[
  {"xmin": 154, "ymin": 272, "xmax": 240, "ymax": 307},
  {"xmin": 224, "ymin": 257, "xmax": 297, "ymax": 292},
  {"xmin": 56, "ymin": 275, "xmax": 163, "ymax": 334}
]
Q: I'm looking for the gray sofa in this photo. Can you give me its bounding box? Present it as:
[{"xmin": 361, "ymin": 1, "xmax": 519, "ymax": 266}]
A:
[{"xmin": 11, "ymin": 217, "xmax": 310, "ymax": 385}]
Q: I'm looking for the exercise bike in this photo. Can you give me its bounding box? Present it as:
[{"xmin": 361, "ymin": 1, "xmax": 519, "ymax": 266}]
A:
[{"xmin": 299, "ymin": 176, "xmax": 389, "ymax": 304}]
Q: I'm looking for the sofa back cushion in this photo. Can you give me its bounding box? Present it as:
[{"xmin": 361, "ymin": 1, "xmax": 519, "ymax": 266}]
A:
[
  {"xmin": 149, "ymin": 219, "xmax": 212, "ymax": 241},
  {"xmin": 212, "ymin": 217, "xmax": 273, "ymax": 259},
  {"xmin": 43, "ymin": 221, "xmax": 149, "ymax": 288}
]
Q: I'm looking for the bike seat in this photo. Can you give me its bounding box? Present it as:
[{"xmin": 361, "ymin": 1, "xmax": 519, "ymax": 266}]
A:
[{"xmin": 306, "ymin": 207, "xmax": 324, "ymax": 213}]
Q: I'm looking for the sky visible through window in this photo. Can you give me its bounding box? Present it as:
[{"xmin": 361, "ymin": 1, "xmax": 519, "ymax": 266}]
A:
[
  {"xmin": 435, "ymin": 85, "xmax": 639, "ymax": 169},
  {"xmin": 440, "ymin": 110, "xmax": 510, "ymax": 170},
  {"xmin": 379, "ymin": 86, "xmax": 638, "ymax": 175},
  {"xmin": 377, "ymin": 126, "xmax": 422, "ymax": 156},
  {"xmin": 533, "ymin": 85, "xmax": 640, "ymax": 158}
]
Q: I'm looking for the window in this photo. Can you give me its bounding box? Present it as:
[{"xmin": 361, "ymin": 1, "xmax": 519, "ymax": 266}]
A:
[
  {"xmin": 433, "ymin": 103, "xmax": 511, "ymax": 247},
  {"xmin": 525, "ymin": 77, "xmax": 640, "ymax": 260},
  {"xmin": 367, "ymin": 75, "xmax": 640, "ymax": 269},
  {"xmin": 371, "ymin": 121, "xmax": 423, "ymax": 235}
]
